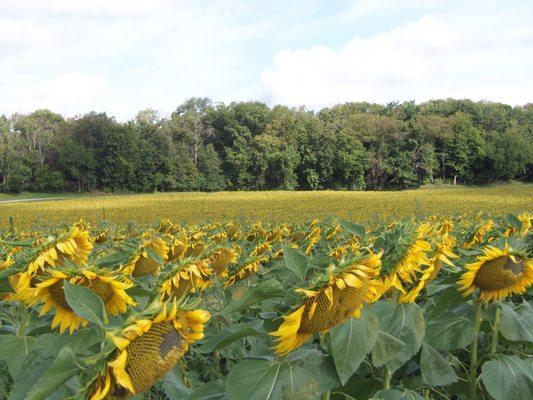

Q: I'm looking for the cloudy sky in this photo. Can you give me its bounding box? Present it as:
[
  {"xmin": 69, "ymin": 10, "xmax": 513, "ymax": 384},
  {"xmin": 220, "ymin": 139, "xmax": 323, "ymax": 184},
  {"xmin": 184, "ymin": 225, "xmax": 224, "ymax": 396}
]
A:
[{"xmin": 1, "ymin": 0, "xmax": 532, "ymax": 120}]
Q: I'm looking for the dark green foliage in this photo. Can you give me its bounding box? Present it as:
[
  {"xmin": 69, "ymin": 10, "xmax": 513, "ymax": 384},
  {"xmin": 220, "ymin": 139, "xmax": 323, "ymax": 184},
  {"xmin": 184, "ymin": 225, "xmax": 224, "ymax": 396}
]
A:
[{"xmin": 0, "ymin": 99, "xmax": 531, "ymax": 193}]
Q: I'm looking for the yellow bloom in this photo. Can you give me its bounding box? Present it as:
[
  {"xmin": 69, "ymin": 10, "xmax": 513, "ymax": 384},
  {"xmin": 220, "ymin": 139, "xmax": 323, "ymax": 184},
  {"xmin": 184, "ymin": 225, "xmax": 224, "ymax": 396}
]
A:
[
  {"xmin": 28, "ymin": 269, "xmax": 135, "ymax": 334},
  {"xmin": 89, "ymin": 303, "xmax": 210, "ymax": 398},
  {"xmin": 124, "ymin": 238, "xmax": 168, "ymax": 277},
  {"xmin": 159, "ymin": 260, "xmax": 211, "ymax": 300},
  {"xmin": 271, "ymin": 252, "xmax": 381, "ymax": 355},
  {"xmin": 458, "ymin": 244, "xmax": 533, "ymax": 302}
]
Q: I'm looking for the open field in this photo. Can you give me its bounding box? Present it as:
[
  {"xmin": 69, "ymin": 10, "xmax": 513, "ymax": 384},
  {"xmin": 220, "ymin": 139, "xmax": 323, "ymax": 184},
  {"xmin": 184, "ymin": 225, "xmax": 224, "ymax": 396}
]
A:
[{"xmin": 1, "ymin": 184, "xmax": 532, "ymax": 228}]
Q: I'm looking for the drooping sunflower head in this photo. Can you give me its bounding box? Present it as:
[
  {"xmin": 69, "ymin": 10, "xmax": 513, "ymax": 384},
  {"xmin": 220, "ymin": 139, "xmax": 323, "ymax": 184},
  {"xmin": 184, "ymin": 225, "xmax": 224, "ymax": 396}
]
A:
[
  {"xmin": 124, "ymin": 237, "xmax": 169, "ymax": 277},
  {"xmin": 209, "ymin": 247, "xmax": 240, "ymax": 277},
  {"xmin": 372, "ymin": 222, "xmax": 432, "ymax": 302},
  {"xmin": 271, "ymin": 251, "xmax": 381, "ymax": 355},
  {"xmin": 23, "ymin": 267, "xmax": 135, "ymax": 334},
  {"xmin": 223, "ymin": 256, "xmax": 267, "ymax": 288},
  {"xmin": 464, "ymin": 219, "xmax": 495, "ymax": 249},
  {"xmin": 458, "ymin": 242, "xmax": 533, "ymax": 302},
  {"xmin": 89, "ymin": 302, "xmax": 210, "ymax": 399},
  {"xmin": 27, "ymin": 226, "xmax": 93, "ymax": 275},
  {"xmin": 159, "ymin": 259, "xmax": 212, "ymax": 301}
]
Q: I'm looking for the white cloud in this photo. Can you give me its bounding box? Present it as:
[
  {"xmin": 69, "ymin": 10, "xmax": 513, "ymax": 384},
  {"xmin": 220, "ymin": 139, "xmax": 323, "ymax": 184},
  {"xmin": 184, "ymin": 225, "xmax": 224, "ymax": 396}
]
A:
[
  {"xmin": 7, "ymin": 72, "xmax": 108, "ymax": 115},
  {"xmin": 262, "ymin": 14, "xmax": 533, "ymax": 107}
]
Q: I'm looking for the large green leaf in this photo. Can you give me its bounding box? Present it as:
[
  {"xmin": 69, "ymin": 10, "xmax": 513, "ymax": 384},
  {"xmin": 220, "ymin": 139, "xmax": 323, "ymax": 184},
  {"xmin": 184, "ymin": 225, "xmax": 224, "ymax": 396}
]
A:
[
  {"xmin": 161, "ymin": 369, "xmax": 193, "ymax": 400},
  {"xmin": 200, "ymin": 321, "xmax": 266, "ymax": 353},
  {"xmin": 218, "ymin": 279, "xmax": 284, "ymax": 315},
  {"xmin": 499, "ymin": 301, "xmax": 533, "ymax": 343},
  {"xmin": 9, "ymin": 349, "xmax": 55, "ymax": 400},
  {"xmin": 226, "ymin": 359, "xmax": 321, "ymax": 400},
  {"xmin": 481, "ymin": 356, "xmax": 533, "ymax": 400},
  {"xmin": 189, "ymin": 382, "xmax": 227, "ymax": 400},
  {"xmin": 339, "ymin": 220, "xmax": 366, "ymax": 239},
  {"xmin": 373, "ymin": 389, "xmax": 424, "ymax": 400},
  {"xmin": 373, "ymin": 302, "xmax": 425, "ymax": 373},
  {"xmin": 0, "ymin": 335, "xmax": 41, "ymax": 377},
  {"xmin": 283, "ymin": 247, "xmax": 308, "ymax": 281},
  {"xmin": 63, "ymin": 280, "xmax": 107, "ymax": 327},
  {"xmin": 330, "ymin": 308, "xmax": 379, "ymax": 384},
  {"xmin": 331, "ymin": 375, "xmax": 381, "ymax": 400},
  {"xmin": 372, "ymin": 331, "xmax": 405, "ymax": 367},
  {"xmin": 425, "ymin": 311, "xmax": 474, "ymax": 350},
  {"xmin": 420, "ymin": 343, "xmax": 457, "ymax": 386},
  {"xmin": 25, "ymin": 347, "xmax": 83, "ymax": 400}
]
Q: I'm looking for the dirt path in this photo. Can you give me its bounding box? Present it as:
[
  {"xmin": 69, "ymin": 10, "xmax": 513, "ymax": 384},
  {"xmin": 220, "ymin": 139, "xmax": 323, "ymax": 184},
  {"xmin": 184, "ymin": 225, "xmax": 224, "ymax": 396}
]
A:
[{"xmin": 0, "ymin": 197, "xmax": 69, "ymax": 204}]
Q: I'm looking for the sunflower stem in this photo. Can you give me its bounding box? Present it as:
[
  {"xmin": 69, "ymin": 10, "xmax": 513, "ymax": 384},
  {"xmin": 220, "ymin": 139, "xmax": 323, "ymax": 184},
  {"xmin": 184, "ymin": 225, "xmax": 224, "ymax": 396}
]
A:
[
  {"xmin": 490, "ymin": 304, "xmax": 501, "ymax": 355},
  {"xmin": 423, "ymin": 388, "xmax": 430, "ymax": 400},
  {"xmin": 382, "ymin": 367, "xmax": 391, "ymax": 389},
  {"xmin": 469, "ymin": 296, "xmax": 483, "ymax": 400}
]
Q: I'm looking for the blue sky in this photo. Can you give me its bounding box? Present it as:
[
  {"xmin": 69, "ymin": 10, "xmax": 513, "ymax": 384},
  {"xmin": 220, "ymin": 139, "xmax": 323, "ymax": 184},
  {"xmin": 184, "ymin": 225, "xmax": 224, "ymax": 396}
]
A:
[{"xmin": 1, "ymin": 0, "xmax": 532, "ymax": 120}]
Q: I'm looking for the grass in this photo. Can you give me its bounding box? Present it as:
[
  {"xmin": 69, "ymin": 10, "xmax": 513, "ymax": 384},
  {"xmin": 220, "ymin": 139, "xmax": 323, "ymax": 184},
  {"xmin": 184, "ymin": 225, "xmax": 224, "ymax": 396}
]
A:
[{"xmin": 1, "ymin": 184, "xmax": 532, "ymax": 229}]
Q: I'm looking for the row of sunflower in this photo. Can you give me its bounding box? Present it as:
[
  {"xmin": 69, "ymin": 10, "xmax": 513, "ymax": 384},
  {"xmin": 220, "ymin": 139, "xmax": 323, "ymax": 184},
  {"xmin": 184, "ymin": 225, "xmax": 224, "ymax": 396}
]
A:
[{"xmin": 0, "ymin": 212, "xmax": 532, "ymax": 400}]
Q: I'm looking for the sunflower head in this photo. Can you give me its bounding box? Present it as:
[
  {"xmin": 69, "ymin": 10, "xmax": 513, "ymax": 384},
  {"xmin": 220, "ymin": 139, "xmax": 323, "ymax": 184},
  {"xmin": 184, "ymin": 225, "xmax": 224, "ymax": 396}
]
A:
[
  {"xmin": 271, "ymin": 251, "xmax": 381, "ymax": 355},
  {"xmin": 223, "ymin": 256, "xmax": 267, "ymax": 288},
  {"xmin": 23, "ymin": 267, "xmax": 135, "ymax": 334},
  {"xmin": 125, "ymin": 238, "xmax": 169, "ymax": 277},
  {"xmin": 458, "ymin": 242, "xmax": 533, "ymax": 302},
  {"xmin": 159, "ymin": 260, "xmax": 212, "ymax": 301},
  {"xmin": 89, "ymin": 302, "xmax": 210, "ymax": 398},
  {"xmin": 27, "ymin": 226, "xmax": 93, "ymax": 275},
  {"xmin": 209, "ymin": 247, "xmax": 239, "ymax": 277},
  {"xmin": 373, "ymin": 222, "xmax": 432, "ymax": 302}
]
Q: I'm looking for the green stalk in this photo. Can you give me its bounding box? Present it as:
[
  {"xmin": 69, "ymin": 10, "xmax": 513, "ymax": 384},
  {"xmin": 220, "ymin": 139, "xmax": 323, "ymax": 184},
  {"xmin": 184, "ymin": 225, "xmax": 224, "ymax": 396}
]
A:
[
  {"xmin": 490, "ymin": 304, "xmax": 501, "ymax": 355},
  {"xmin": 469, "ymin": 296, "xmax": 483, "ymax": 400},
  {"xmin": 382, "ymin": 367, "xmax": 391, "ymax": 390}
]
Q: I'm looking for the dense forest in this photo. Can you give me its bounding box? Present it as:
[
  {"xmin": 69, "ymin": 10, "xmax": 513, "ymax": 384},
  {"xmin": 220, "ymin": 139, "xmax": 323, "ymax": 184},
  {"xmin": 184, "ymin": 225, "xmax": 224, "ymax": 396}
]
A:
[{"xmin": 0, "ymin": 98, "xmax": 532, "ymax": 193}]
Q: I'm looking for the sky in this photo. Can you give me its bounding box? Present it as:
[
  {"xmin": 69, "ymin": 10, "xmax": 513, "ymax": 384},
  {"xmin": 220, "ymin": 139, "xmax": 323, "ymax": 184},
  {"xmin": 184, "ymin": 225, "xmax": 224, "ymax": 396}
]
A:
[{"xmin": 1, "ymin": 0, "xmax": 532, "ymax": 121}]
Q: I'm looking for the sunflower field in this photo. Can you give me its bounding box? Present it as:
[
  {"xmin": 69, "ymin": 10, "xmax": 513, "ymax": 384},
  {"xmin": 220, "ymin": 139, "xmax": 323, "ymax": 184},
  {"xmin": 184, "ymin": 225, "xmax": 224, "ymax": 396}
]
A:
[{"xmin": 0, "ymin": 212, "xmax": 532, "ymax": 400}]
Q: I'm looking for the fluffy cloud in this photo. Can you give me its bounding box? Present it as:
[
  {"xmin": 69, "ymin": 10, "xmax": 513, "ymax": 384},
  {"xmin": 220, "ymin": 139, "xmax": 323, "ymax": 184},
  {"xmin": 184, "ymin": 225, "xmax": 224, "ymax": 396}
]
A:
[{"xmin": 262, "ymin": 15, "xmax": 533, "ymax": 107}]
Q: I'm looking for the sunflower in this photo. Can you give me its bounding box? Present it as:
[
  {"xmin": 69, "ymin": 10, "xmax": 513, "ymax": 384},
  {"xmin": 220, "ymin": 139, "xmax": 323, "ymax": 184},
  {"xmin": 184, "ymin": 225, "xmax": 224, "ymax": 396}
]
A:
[
  {"xmin": 373, "ymin": 223, "xmax": 432, "ymax": 302},
  {"xmin": 209, "ymin": 247, "xmax": 239, "ymax": 278},
  {"xmin": 305, "ymin": 227, "xmax": 322, "ymax": 255},
  {"xmin": 427, "ymin": 234, "xmax": 458, "ymax": 282},
  {"xmin": 124, "ymin": 238, "xmax": 168, "ymax": 277},
  {"xmin": 159, "ymin": 260, "xmax": 211, "ymax": 300},
  {"xmin": 464, "ymin": 220, "xmax": 494, "ymax": 249},
  {"xmin": 223, "ymin": 257, "xmax": 266, "ymax": 287},
  {"xmin": 27, "ymin": 226, "xmax": 93, "ymax": 275},
  {"xmin": 271, "ymin": 252, "xmax": 381, "ymax": 355},
  {"xmin": 27, "ymin": 269, "xmax": 135, "ymax": 333},
  {"xmin": 88, "ymin": 303, "xmax": 210, "ymax": 399},
  {"xmin": 458, "ymin": 243, "xmax": 533, "ymax": 302},
  {"xmin": 518, "ymin": 212, "xmax": 532, "ymax": 236}
]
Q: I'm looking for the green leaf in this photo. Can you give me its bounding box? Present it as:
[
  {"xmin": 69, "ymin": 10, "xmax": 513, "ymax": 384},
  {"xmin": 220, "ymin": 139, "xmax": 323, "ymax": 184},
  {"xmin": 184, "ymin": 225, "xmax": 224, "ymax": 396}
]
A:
[
  {"xmin": 25, "ymin": 347, "xmax": 82, "ymax": 400},
  {"xmin": 63, "ymin": 281, "xmax": 107, "ymax": 327},
  {"xmin": 9, "ymin": 349, "xmax": 55, "ymax": 400},
  {"xmin": 218, "ymin": 279, "xmax": 284, "ymax": 315},
  {"xmin": 0, "ymin": 278, "xmax": 13, "ymax": 294},
  {"xmin": 189, "ymin": 382, "xmax": 228, "ymax": 400},
  {"xmin": 161, "ymin": 369, "xmax": 192, "ymax": 400},
  {"xmin": 0, "ymin": 335, "xmax": 41, "ymax": 377},
  {"xmin": 420, "ymin": 343, "xmax": 457, "ymax": 386},
  {"xmin": 425, "ymin": 311, "xmax": 474, "ymax": 350},
  {"xmin": 145, "ymin": 247, "xmax": 164, "ymax": 265},
  {"xmin": 481, "ymin": 356, "xmax": 533, "ymax": 400},
  {"xmin": 499, "ymin": 301, "xmax": 533, "ymax": 343},
  {"xmin": 283, "ymin": 247, "xmax": 308, "ymax": 281},
  {"xmin": 226, "ymin": 359, "xmax": 321, "ymax": 400},
  {"xmin": 332, "ymin": 374, "xmax": 381, "ymax": 400},
  {"xmin": 330, "ymin": 308, "xmax": 379, "ymax": 385},
  {"xmin": 200, "ymin": 321, "xmax": 266, "ymax": 353},
  {"xmin": 372, "ymin": 302, "xmax": 425, "ymax": 373},
  {"xmin": 372, "ymin": 331, "xmax": 405, "ymax": 367},
  {"xmin": 373, "ymin": 389, "xmax": 424, "ymax": 400},
  {"xmin": 339, "ymin": 219, "xmax": 366, "ymax": 239}
]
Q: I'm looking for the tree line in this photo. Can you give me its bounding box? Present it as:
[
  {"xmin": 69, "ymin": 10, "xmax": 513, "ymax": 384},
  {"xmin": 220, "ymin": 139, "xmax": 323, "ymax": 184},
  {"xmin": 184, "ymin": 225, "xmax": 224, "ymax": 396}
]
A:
[{"xmin": 0, "ymin": 98, "xmax": 532, "ymax": 193}]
